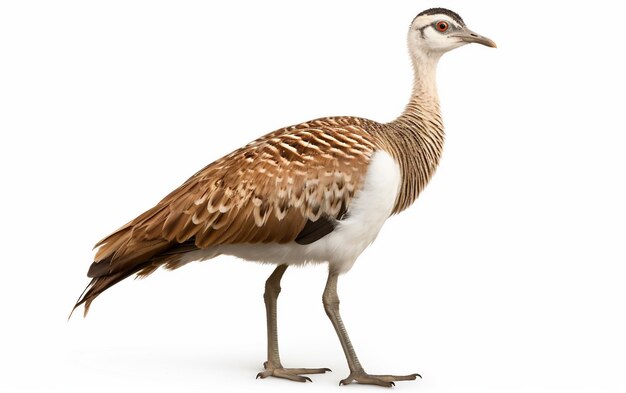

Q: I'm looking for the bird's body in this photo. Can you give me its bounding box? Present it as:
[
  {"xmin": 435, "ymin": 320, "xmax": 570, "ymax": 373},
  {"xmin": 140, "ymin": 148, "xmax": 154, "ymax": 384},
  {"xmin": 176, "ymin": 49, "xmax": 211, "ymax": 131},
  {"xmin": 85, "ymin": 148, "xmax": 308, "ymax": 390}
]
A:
[
  {"xmin": 74, "ymin": 8, "xmax": 495, "ymax": 387},
  {"xmin": 192, "ymin": 148, "xmax": 402, "ymax": 274},
  {"xmin": 81, "ymin": 107, "xmax": 445, "ymax": 309}
]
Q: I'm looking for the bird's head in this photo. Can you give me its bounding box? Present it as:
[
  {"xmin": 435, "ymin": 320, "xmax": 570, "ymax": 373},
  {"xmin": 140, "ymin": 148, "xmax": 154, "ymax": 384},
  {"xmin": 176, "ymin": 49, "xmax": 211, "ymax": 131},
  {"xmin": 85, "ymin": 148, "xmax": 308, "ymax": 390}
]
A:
[{"xmin": 409, "ymin": 8, "xmax": 496, "ymax": 60}]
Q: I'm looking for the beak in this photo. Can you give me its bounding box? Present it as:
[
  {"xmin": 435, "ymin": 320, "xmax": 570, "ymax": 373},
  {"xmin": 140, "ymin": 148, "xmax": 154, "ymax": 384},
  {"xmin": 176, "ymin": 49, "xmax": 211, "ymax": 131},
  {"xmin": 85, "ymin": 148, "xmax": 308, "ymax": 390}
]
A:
[{"xmin": 451, "ymin": 27, "xmax": 497, "ymax": 48}]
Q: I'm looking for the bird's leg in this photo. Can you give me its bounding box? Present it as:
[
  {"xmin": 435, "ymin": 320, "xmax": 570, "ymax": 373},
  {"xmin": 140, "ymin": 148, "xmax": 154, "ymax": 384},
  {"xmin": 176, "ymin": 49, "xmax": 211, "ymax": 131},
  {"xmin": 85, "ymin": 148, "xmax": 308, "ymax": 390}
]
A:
[
  {"xmin": 322, "ymin": 270, "xmax": 421, "ymax": 387},
  {"xmin": 256, "ymin": 264, "xmax": 331, "ymax": 382}
]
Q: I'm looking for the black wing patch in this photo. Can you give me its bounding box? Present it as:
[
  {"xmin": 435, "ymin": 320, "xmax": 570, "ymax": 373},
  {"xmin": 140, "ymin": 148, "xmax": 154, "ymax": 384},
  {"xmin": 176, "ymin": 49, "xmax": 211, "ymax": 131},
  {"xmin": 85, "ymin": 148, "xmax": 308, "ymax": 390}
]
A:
[
  {"xmin": 294, "ymin": 205, "xmax": 348, "ymax": 245},
  {"xmin": 294, "ymin": 215, "xmax": 336, "ymax": 245}
]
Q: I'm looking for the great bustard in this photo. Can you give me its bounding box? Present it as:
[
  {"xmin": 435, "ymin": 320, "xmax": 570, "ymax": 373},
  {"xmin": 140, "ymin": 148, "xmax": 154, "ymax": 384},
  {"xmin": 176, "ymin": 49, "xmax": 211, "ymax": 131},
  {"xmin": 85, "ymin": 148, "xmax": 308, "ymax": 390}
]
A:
[{"xmin": 73, "ymin": 8, "xmax": 495, "ymax": 387}]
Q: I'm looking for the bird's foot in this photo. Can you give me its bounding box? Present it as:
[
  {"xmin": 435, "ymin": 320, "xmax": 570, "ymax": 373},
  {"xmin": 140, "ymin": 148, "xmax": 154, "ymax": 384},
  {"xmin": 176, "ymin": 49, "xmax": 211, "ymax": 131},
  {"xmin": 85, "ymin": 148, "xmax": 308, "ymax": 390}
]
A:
[
  {"xmin": 339, "ymin": 370, "xmax": 421, "ymax": 387},
  {"xmin": 256, "ymin": 361, "xmax": 331, "ymax": 382}
]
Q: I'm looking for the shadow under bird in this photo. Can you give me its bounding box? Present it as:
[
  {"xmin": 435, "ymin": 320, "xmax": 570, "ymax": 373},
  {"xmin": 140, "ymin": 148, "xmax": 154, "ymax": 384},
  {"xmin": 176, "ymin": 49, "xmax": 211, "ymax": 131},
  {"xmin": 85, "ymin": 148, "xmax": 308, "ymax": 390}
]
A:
[{"xmin": 73, "ymin": 8, "xmax": 495, "ymax": 387}]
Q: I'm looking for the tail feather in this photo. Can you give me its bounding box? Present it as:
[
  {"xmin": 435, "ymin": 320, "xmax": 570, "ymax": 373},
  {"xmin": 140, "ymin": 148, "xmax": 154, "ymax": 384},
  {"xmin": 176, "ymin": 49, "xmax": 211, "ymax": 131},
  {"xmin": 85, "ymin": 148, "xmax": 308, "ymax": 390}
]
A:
[
  {"xmin": 71, "ymin": 260, "xmax": 154, "ymax": 318},
  {"xmin": 70, "ymin": 239, "xmax": 202, "ymax": 318},
  {"xmin": 69, "ymin": 201, "xmax": 185, "ymax": 318}
]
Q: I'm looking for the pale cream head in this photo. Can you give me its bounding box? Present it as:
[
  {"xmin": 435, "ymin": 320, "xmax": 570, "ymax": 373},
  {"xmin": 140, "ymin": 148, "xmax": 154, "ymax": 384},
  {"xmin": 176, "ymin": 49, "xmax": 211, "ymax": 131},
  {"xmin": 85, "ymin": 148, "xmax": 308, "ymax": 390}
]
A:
[{"xmin": 408, "ymin": 8, "xmax": 496, "ymax": 60}]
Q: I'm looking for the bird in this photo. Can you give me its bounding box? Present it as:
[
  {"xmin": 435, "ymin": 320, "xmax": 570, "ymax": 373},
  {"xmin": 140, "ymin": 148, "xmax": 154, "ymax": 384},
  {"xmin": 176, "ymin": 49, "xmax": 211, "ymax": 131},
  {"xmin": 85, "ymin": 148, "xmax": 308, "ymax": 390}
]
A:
[{"xmin": 72, "ymin": 7, "xmax": 495, "ymax": 387}]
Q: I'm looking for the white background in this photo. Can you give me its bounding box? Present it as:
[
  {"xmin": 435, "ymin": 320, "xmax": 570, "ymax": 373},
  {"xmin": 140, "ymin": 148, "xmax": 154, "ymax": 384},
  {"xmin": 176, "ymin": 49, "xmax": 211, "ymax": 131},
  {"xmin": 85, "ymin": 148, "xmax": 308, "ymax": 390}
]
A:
[{"xmin": 1, "ymin": 0, "xmax": 625, "ymax": 392}]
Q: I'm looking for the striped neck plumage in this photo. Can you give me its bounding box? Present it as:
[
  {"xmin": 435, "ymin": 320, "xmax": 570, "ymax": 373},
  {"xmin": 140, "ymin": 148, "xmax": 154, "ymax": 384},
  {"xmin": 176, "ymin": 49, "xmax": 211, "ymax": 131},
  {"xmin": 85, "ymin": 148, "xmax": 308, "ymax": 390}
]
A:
[{"xmin": 379, "ymin": 50, "xmax": 445, "ymax": 214}]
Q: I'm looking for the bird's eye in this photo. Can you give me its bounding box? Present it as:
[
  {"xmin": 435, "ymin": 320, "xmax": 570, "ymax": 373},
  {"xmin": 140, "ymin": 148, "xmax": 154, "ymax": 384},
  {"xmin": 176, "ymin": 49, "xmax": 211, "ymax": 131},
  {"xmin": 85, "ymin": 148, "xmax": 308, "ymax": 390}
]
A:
[{"xmin": 435, "ymin": 21, "xmax": 449, "ymax": 32}]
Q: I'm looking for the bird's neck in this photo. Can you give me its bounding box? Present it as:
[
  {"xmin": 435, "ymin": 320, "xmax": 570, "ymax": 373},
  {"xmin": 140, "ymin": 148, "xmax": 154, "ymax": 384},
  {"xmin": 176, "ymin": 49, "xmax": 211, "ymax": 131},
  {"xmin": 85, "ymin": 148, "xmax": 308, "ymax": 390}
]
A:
[
  {"xmin": 395, "ymin": 52, "xmax": 442, "ymax": 129},
  {"xmin": 379, "ymin": 52, "xmax": 445, "ymax": 214}
]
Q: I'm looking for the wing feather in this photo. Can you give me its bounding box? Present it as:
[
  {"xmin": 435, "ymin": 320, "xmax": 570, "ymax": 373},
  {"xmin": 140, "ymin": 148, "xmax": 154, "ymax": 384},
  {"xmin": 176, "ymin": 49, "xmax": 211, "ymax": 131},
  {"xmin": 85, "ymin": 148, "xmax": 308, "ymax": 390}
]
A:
[{"xmin": 90, "ymin": 117, "xmax": 378, "ymax": 276}]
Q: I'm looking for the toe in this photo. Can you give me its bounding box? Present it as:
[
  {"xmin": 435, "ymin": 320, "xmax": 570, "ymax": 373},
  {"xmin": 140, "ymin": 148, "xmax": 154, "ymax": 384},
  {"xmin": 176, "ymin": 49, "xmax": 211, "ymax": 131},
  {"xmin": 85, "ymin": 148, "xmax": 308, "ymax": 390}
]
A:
[
  {"xmin": 284, "ymin": 367, "xmax": 331, "ymax": 374},
  {"xmin": 274, "ymin": 369, "xmax": 311, "ymax": 382},
  {"xmin": 359, "ymin": 375, "xmax": 394, "ymax": 387},
  {"xmin": 370, "ymin": 373, "xmax": 420, "ymax": 382}
]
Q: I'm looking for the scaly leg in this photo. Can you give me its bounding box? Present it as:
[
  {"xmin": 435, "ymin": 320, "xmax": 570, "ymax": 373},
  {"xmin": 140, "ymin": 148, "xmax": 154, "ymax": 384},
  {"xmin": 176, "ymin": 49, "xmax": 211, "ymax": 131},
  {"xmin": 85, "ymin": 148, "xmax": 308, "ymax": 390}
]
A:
[
  {"xmin": 256, "ymin": 264, "xmax": 331, "ymax": 382},
  {"xmin": 322, "ymin": 270, "xmax": 420, "ymax": 387}
]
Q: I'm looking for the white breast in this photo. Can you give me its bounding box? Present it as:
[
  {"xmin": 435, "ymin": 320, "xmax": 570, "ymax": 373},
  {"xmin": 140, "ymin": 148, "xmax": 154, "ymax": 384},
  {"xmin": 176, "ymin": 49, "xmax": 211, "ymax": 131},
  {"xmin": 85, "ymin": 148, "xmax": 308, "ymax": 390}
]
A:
[{"xmin": 187, "ymin": 151, "xmax": 402, "ymax": 274}]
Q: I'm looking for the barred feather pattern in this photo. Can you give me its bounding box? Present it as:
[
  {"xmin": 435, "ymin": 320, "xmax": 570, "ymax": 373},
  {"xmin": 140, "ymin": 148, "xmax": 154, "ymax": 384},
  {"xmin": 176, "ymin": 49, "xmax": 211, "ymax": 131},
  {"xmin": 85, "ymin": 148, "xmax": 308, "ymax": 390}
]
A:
[{"xmin": 74, "ymin": 117, "xmax": 381, "ymax": 315}]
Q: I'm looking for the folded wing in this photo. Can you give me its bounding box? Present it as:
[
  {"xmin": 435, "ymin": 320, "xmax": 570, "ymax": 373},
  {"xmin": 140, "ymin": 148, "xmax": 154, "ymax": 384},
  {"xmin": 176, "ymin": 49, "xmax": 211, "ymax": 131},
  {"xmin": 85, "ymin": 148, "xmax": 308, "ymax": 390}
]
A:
[{"xmin": 75, "ymin": 118, "xmax": 378, "ymax": 315}]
